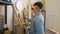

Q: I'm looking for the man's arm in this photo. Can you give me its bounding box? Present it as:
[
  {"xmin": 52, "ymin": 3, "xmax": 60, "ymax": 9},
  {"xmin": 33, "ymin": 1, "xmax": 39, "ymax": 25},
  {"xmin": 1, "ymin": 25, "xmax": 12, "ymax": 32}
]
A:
[{"xmin": 24, "ymin": 17, "xmax": 31, "ymax": 22}]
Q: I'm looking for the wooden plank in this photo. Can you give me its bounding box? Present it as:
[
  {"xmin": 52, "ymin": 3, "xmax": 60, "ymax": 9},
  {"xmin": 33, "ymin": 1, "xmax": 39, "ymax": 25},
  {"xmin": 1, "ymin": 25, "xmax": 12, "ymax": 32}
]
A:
[
  {"xmin": 14, "ymin": 8, "xmax": 25, "ymax": 34},
  {"xmin": 49, "ymin": 28, "xmax": 59, "ymax": 34}
]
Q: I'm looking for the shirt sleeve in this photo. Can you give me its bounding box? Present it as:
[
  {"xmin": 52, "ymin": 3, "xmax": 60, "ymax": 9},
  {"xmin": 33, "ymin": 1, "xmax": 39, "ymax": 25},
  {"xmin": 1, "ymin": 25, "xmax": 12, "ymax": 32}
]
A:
[
  {"xmin": 26, "ymin": 17, "xmax": 32, "ymax": 22},
  {"xmin": 34, "ymin": 18, "xmax": 44, "ymax": 34}
]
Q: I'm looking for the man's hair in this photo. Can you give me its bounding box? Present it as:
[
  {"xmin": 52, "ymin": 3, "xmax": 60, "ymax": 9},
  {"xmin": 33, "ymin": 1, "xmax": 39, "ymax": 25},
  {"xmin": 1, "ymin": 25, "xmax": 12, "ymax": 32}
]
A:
[{"xmin": 34, "ymin": 2, "xmax": 43, "ymax": 9}]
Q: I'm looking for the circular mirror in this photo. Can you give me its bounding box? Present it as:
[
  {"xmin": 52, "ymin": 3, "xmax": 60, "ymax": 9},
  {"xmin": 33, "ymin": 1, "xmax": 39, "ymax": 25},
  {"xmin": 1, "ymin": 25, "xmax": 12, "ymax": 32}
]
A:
[{"xmin": 16, "ymin": 0, "xmax": 23, "ymax": 11}]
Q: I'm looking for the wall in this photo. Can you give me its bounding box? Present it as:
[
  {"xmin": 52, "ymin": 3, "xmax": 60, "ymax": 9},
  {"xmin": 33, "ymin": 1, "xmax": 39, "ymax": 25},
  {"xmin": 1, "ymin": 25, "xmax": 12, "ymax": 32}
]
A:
[
  {"xmin": 45, "ymin": 0, "xmax": 60, "ymax": 34},
  {"xmin": 0, "ymin": 5, "xmax": 13, "ymax": 30},
  {"xmin": 7, "ymin": 6, "xmax": 13, "ymax": 30}
]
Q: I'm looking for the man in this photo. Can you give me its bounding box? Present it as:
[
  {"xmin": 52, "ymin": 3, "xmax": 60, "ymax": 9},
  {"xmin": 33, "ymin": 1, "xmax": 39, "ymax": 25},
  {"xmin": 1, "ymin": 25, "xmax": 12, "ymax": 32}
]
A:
[{"xmin": 25, "ymin": 2, "xmax": 44, "ymax": 34}]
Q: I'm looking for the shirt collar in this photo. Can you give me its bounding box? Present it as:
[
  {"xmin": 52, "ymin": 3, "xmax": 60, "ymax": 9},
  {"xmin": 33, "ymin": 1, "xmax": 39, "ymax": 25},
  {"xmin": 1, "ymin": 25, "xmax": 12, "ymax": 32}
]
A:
[{"xmin": 34, "ymin": 10, "xmax": 41, "ymax": 17}]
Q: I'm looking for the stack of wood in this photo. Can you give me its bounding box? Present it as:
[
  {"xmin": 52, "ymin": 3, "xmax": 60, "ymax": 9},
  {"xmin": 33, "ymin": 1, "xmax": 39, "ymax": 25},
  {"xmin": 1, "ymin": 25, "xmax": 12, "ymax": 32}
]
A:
[
  {"xmin": 14, "ymin": 7, "xmax": 29, "ymax": 34},
  {"xmin": 14, "ymin": 9, "xmax": 23, "ymax": 34}
]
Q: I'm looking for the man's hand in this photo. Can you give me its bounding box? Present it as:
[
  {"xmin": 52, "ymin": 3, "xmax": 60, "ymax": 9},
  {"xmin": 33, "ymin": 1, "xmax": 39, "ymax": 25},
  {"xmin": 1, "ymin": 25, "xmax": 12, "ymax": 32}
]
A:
[{"xmin": 24, "ymin": 16, "xmax": 31, "ymax": 22}]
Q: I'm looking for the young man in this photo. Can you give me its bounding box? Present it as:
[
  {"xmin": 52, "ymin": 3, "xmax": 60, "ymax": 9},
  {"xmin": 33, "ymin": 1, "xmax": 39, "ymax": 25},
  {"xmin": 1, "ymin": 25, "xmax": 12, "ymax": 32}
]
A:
[
  {"xmin": 29, "ymin": 2, "xmax": 44, "ymax": 34},
  {"xmin": 25, "ymin": 2, "xmax": 44, "ymax": 34}
]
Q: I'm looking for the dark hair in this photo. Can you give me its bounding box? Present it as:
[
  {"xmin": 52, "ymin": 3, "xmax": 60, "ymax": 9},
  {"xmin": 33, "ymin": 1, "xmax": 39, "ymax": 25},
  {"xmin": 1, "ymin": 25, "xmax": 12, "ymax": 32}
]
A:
[{"xmin": 34, "ymin": 2, "xmax": 43, "ymax": 9}]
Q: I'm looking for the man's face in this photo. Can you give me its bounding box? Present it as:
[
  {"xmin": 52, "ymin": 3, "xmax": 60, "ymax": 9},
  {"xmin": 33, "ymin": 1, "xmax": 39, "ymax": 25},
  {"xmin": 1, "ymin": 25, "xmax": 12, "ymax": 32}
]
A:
[{"xmin": 33, "ymin": 5, "xmax": 40, "ymax": 13}]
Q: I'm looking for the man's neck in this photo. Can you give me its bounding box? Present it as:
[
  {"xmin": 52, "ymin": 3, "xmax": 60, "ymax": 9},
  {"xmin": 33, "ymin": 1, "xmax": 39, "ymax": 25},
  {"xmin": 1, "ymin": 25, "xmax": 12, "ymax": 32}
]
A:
[{"xmin": 35, "ymin": 10, "xmax": 41, "ymax": 15}]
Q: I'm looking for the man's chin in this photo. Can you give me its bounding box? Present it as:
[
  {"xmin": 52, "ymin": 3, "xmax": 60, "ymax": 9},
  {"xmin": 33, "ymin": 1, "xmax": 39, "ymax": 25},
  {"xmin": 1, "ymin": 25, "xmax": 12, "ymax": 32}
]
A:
[{"xmin": 33, "ymin": 11, "xmax": 35, "ymax": 13}]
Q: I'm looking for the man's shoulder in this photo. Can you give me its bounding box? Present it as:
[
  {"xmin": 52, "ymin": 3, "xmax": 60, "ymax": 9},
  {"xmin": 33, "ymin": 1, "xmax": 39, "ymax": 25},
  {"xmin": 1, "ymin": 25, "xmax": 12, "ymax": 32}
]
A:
[
  {"xmin": 34, "ymin": 14, "xmax": 44, "ymax": 21},
  {"xmin": 35, "ymin": 14, "xmax": 42, "ymax": 18}
]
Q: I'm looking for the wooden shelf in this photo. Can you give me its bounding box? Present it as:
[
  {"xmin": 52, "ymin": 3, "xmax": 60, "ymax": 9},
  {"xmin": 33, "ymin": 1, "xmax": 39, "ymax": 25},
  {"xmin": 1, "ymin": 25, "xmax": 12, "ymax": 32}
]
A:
[{"xmin": 0, "ymin": 1, "xmax": 12, "ymax": 5}]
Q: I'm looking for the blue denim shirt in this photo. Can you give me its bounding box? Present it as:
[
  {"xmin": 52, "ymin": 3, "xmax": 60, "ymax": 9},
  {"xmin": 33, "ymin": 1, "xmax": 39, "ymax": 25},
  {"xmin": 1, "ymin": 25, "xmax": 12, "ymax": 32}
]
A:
[{"xmin": 29, "ymin": 12, "xmax": 44, "ymax": 34}]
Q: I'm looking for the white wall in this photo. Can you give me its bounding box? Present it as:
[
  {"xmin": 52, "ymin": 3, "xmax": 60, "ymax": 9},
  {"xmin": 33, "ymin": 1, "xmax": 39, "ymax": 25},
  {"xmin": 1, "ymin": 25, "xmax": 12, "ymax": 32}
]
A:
[
  {"xmin": 45, "ymin": 0, "xmax": 60, "ymax": 34},
  {"xmin": 0, "ymin": 5, "xmax": 13, "ymax": 30},
  {"xmin": 7, "ymin": 6, "xmax": 13, "ymax": 30}
]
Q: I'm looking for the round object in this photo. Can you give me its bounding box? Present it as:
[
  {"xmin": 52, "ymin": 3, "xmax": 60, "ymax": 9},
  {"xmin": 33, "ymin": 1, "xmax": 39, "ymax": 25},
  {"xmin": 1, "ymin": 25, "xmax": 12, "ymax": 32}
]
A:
[{"xmin": 15, "ymin": 0, "xmax": 23, "ymax": 11}]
